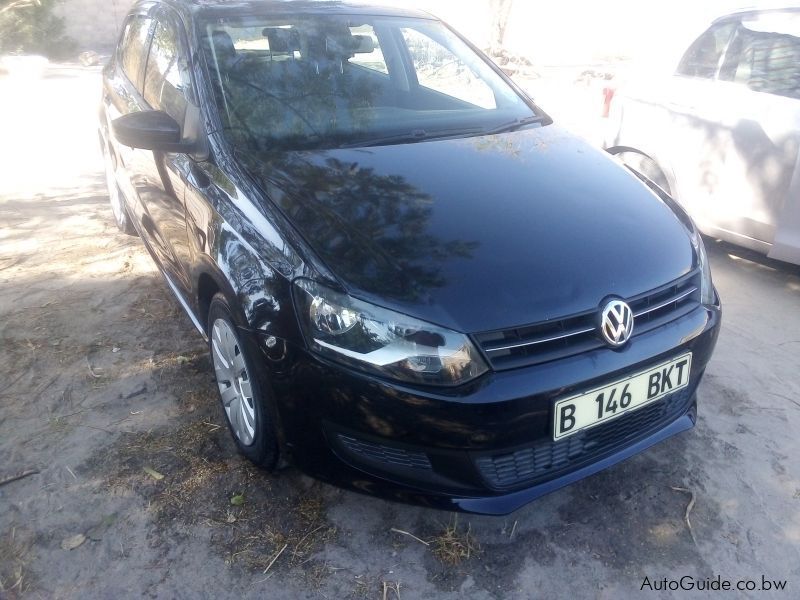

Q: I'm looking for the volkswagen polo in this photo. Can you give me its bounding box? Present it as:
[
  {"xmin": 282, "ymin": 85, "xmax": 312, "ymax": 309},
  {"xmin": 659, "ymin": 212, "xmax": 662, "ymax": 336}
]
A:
[{"xmin": 99, "ymin": 0, "xmax": 721, "ymax": 514}]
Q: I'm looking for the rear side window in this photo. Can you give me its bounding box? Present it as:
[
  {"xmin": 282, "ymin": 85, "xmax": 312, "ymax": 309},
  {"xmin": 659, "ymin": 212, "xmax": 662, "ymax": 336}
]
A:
[
  {"xmin": 144, "ymin": 15, "xmax": 193, "ymax": 123},
  {"xmin": 120, "ymin": 16, "xmax": 153, "ymax": 89},
  {"xmin": 677, "ymin": 22, "xmax": 735, "ymax": 79},
  {"xmin": 719, "ymin": 15, "xmax": 800, "ymax": 100}
]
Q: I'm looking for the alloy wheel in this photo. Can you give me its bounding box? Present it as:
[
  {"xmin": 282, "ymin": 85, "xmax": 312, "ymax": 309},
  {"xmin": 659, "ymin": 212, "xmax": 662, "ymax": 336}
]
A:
[{"xmin": 211, "ymin": 318, "xmax": 257, "ymax": 446}]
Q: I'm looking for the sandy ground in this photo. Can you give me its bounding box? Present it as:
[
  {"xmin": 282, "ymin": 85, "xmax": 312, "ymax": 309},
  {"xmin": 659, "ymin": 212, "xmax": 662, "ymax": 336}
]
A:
[{"xmin": 1, "ymin": 64, "xmax": 800, "ymax": 599}]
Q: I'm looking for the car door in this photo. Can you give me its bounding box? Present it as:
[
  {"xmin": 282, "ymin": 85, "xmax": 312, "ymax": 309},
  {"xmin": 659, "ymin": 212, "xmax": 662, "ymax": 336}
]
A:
[
  {"xmin": 103, "ymin": 11, "xmax": 156, "ymax": 242},
  {"xmin": 138, "ymin": 7, "xmax": 200, "ymax": 298},
  {"xmin": 711, "ymin": 13, "xmax": 800, "ymax": 247},
  {"xmin": 660, "ymin": 21, "xmax": 738, "ymax": 225}
]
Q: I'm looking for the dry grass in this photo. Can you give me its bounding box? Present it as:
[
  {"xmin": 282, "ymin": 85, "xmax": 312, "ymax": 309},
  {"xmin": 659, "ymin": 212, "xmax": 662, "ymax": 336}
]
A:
[
  {"xmin": 226, "ymin": 491, "xmax": 337, "ymax": 576},
  {"xmin": 430, "ymin": 516, "xmax": 480, "ymax": 566},
  {"xmin": 86, "ymin": 337, "xmax": 337, "ymax": 582},
  {"xmin": 126, "ymin": 292, "xmax": 181, "ymax": 323},
  {"xmin": 0, "ymin": 527, "xmax": 34, "ymax": 597},
  {"xmin": 109, "ymin": 417, "xmax": 232, "ymax": 508},
  {"xmin": 105, "ymin": 417, "xmax": 337, "ymax": 577},
  {"xmin": 349, "ymin": 574, "xmax": 401, "ymax": 599},
  {"xmin": 351, "ymin": 574, "xmax": 372, "ymax": 598}
]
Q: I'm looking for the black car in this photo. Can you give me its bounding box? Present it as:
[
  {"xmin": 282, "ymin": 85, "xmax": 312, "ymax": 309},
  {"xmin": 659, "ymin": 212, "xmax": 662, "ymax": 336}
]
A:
[{"xmin": 99, "ymin": 0, "xmax": 721, "ymax": 514}]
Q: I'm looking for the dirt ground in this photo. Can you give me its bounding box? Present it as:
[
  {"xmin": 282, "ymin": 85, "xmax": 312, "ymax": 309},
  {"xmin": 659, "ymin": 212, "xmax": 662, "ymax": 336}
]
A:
[{"xmin": 1, "ymin": 64, "xmax": 799, "ymax": 600}]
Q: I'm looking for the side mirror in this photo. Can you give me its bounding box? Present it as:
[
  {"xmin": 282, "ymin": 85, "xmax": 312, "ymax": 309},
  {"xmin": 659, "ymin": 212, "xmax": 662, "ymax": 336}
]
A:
[{"xmin": 112, "ymin": 110, "xmax": 193, "ymax": 152}]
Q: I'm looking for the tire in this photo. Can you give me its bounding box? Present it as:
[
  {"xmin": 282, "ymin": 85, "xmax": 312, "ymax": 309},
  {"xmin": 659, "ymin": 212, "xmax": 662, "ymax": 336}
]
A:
[
  {"xmin": 103, "ymin": 143, "xmax": 137, "ymax": 236},
  {"xmin": 207, "ymin": 293, "xmax": 279, "ymax": 469},
  {"xmin": 610, "ymin": 150, "xmax": 672, "ymax": 196}
]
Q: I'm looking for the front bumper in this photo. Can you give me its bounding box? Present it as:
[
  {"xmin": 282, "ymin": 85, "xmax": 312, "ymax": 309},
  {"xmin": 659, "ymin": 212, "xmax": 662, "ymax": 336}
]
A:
[{"xmin": 260, "ymin": 300, "xmax": 720, "ymax": 515}]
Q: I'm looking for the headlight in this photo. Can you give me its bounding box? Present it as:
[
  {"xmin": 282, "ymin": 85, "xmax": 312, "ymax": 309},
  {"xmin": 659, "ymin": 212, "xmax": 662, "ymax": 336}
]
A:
[
  {"xmin": 693, "ymin": 233, "xmax": 714, "ymax": 305},
  {"xmin": 293, "ymin": 279, "xmax": 488, "ymax": 386}
]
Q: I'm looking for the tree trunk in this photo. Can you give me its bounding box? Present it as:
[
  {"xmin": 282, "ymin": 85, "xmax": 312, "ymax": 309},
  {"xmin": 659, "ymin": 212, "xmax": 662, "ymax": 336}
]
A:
[{"xmin": 488, "ymin": 0, "xmax": 513, "ymax": 56}]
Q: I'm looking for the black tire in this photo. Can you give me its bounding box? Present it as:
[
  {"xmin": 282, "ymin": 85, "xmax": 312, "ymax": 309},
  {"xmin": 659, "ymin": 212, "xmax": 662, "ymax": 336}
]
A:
[
  {"xmin": 103, "ymin": 143, "xmax": 137, "ymax": 236},
  {"xmin": 611, "ymin": 150, "xmax": 672, "ymax": 196},
  {"xmin": 207, "ymin": 293, "xmax": 279, "ymax": 469}
]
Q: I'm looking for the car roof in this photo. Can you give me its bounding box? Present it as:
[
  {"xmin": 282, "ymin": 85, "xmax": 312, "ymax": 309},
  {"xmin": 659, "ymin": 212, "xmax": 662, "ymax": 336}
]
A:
[
  {"xmin": 145, "ymin": 0, "xmax": 435, "ymax": 21},
  {"xmin": 713, "ymin": 3, "xmax": 800, "ymax": 24}
]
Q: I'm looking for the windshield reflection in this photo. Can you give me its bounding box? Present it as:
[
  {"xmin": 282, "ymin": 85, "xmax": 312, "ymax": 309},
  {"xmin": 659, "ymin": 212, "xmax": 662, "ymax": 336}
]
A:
[{"xmin": 201, "ymin": 13, "xmax": 537, "ymax": 151}]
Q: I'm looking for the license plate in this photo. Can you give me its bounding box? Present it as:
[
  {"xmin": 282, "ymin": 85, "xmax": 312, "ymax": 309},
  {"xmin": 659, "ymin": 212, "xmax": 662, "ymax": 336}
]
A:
[{"xmin": 553, "ymin": 353, "xmax": 692, "ymax": 440}]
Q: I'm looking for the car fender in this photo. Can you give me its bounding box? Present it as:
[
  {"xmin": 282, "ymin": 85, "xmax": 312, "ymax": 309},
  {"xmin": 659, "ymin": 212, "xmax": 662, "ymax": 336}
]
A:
[{"xmin": 185, "ymin": 165, "xmax": 307, "ymax": 345}]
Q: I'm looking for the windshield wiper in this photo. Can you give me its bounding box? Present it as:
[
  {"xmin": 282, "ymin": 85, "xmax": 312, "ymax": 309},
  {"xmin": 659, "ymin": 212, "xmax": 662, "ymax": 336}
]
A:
[
  {"xmin": 481, "ymin": 114, "xmax": 548, "ymax": 136},
  {"xmin": 338, "ymin": 127, "xmax": 483, "ymax": 149}
]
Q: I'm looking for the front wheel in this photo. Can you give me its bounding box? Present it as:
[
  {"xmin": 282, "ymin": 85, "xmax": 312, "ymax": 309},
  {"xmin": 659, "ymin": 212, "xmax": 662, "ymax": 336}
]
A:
[{"xmin": 208, "ymin": 293, "xmax": 279, "ymax": 469}]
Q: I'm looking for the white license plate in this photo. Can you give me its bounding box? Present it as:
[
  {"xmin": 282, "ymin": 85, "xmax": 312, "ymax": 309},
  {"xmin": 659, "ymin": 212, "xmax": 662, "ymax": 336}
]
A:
[{"xmin": 553, "ymin": 353, "xmax": 692, "ymax": 440}]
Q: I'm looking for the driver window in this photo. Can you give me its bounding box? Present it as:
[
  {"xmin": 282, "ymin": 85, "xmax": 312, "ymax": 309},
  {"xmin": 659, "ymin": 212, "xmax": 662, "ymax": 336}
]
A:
[
  {"xmin": 144, "ymin": 15, "xmax": 193, "ymax": 125},
  {"xmin": 400, "ymin": 27, "xmax": 496, "ymax": 108},
  {"xmin": 120, "ymin": 16, "xmax": 153, "ymax": 90}
]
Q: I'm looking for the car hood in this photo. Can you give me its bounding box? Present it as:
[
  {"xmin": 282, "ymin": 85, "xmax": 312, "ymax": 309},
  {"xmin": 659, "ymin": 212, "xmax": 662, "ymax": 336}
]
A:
[{"xmin": 247, "ymin": 126, "xmax": 695, "ymax": 333}]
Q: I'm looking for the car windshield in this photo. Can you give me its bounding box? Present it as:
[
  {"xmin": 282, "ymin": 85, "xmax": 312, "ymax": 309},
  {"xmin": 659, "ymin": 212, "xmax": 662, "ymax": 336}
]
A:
[{"xmin": 200, "ymin": 13, "xmax": 541, "ymax": 151}]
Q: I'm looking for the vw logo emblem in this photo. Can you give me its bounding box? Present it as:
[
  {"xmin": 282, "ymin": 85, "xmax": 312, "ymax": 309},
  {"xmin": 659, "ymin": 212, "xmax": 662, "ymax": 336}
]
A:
[{"xmin": 599, "ymin": 299, "xmax": 634, "ymax": 347}]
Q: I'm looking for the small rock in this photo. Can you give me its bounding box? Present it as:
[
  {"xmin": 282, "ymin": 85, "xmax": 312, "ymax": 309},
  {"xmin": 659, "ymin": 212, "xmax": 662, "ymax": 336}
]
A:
[
  {"xmin": 143, "ymin": 467, "xmax": 164, "ymax": 481},
  {"xmin": 61, "ymin": 533, "xmax": 86, "ymax": 550}
]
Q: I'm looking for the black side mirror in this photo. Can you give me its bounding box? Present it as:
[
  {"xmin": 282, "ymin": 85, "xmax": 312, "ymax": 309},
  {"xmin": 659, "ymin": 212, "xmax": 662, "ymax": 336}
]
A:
[{"xmin": 112, "ymin": 110, "xmax": 193, "ymax": 152}]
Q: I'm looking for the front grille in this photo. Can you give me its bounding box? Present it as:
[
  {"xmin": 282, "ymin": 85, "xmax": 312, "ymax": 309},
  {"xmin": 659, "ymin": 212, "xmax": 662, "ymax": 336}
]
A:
[
  {"xmin": 338, "ymin": 434, "xmax": 433, "ymax": 470},
  {"xmin": 474, "ymin": 270, "xmax": 701, "ymax": 371},
  {"xmin": 474, "ymin": 387, "xmax": 693, "ymax": 490}
]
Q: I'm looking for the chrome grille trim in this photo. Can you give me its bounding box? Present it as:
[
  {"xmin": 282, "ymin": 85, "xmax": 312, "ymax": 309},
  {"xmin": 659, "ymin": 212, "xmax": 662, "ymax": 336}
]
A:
[
  {"xmin": 484, "ymin": 326, "xmax": 595, "ymax": 353},
  {"xmin": 633, "ymin": 286, "xmax": 697, "ymax": 318},
  {"xmin": 475, "ymin": 270, "xmax": 702, "ymax": 370}
]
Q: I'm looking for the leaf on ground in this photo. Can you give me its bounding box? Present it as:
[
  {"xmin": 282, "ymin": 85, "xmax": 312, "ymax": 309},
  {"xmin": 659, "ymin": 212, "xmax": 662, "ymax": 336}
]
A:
[
  {"xmin": 230, "ymin": 493, "xmax": 245, "ymax": 506},
  {"xmin": 61, "ymin": 533, "xmax": 86, "ymax": 550},
  {"xmin": 143, "ymin": 466, "xmax": 164, "ymax": 481},
  {"xmin": 176, "ymin": 356, "xmax": 190, "ymax": 365}
]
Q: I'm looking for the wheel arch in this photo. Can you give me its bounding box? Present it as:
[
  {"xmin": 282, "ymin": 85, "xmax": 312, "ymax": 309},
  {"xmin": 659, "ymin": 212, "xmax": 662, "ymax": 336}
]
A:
[
  {"xmin": 190, "ymin": 240, "xmax": 298, "ymax": 344},
  {"xmin": 606, "ymin": 145, "xmax": 677, "ymax": 198},
  {"xmin": 191, "ymin": 255, "xmax": 243, "ymax": 335}
]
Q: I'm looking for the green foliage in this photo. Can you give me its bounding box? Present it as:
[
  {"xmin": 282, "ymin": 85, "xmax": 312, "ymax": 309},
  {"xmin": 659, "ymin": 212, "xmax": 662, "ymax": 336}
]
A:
[{"xmin": 0, "ymin": 0, "xmax": 75, "ymax": 58}]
